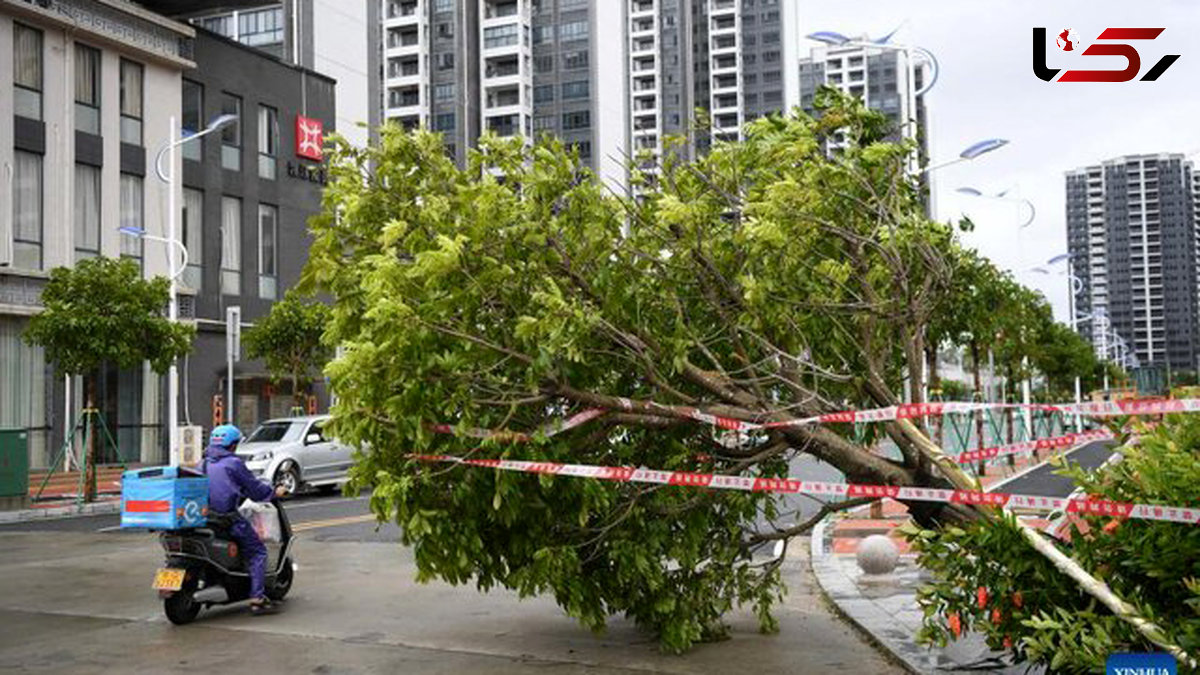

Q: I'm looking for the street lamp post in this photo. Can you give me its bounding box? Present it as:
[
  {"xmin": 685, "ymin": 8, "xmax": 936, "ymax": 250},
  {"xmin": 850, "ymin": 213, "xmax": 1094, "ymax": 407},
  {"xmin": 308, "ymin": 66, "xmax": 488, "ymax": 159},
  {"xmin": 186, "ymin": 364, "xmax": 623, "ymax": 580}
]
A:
[
  {"xmin": 956, "ymin": 186, "xmax": 1036, "ymax": 228},
  {"xmin": 120, "ymin": 113, "xmax": 237, "ymax": 466}
]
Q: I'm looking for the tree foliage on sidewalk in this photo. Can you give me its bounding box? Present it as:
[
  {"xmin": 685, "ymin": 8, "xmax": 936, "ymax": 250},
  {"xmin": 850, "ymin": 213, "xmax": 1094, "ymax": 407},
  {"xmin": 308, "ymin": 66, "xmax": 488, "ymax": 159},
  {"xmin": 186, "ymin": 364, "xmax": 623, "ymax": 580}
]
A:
[
  {"xmin": 304, "ymin": 92, "xmax": 1019, "ymax": 651},
  {"xmin": 243, "ymin": 290, "xmax": 333, "ymax": 407},
  {"xmin": 910, "ymin": 416, "xmax": 1200, "ymax": 672},
  {"xmin": 24, "ymin": 256, "xmax": 194, "ymax": 378}
]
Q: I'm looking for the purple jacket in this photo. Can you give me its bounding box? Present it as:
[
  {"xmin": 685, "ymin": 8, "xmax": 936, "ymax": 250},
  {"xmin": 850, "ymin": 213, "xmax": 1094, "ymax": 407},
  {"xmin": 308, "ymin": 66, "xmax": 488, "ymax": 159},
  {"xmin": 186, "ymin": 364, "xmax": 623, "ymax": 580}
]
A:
[{"xmin": 203, "ymin": 444, "xmax": 275, "ymax": 514}]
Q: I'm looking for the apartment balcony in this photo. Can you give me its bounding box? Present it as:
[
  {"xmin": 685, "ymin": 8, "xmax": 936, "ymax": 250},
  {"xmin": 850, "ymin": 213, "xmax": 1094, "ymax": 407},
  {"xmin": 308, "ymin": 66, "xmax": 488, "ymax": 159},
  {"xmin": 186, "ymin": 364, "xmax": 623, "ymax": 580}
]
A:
[
  {"xmin": 386, "ymin": 113, "xmax": 422, "ymax": 132},
  {"xmin": 713, "ymin": 112, "xmax": 740, "ymax": 130},
  {"xmin": 709, "ymin": 0, "xmax": 737, "ymax": 16},
  {"xmin": 485, "ymin": 85, "xmax": 522, "ymax": 111},
  {"xmin": 710, "ymin": 34, "xmax": 738, "ymax": 53},
  {"xmin": 383, "ymin": 0, "xmax": 420, "ymax": 23},
  {"xmin": 710, "ymin": 15, "xmax": 737, "ymax": 34},
  {"xmin": 632, "ymin": 94, "xmax": 658, "ymax": 113},
  {"xmin": 630, "ymin": 16, "xmax": 655, "ymax": 35},
  {"xmin": 710, "ymin": 53, "xmax": 738, "ymax": 72},
  {"xmin": 631, "ymin": 75, "xmax": 658, "ymax": 93},
  {"xmin": 385, "ymin": 26, "xmax": 423, "ymax": 55},
  {"xmin": 484, "ymin": 54, "xmax": 522, "ymax": 84},
  {"xmin": 485, "ymin": 113, "xmax": 523, "ymax": 138},
  {"xmin": 632, "ymin": 113, "xmax": 659, "ymax": 134},
  {"xmin": 631, "ymin": 36, "xmax": 656, "ymax": 55},
  {"xmin": 385, "ymin": 57, "xmax": 422, "ymax": 87},
  {"xmin": 712, "ymin": 73, "xmax": 738, "ymax": 91},
  {"xmin": 711, "ymin": 93, "xmax": 739, "ymax": 112},
  {"xmin": 630, "ymin": 0, "xmax": 655, "ymax": 17},
  {"xmin": 632, "ymin": 56, "xmax": 656, "ymax": 73}
]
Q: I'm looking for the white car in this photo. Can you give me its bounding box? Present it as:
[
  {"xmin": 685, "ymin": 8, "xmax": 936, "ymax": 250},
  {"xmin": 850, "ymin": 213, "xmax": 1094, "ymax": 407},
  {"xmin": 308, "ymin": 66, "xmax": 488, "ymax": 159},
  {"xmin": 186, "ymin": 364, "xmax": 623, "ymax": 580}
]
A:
[{"xmin": 237, "ymin": 415, "xmax": 355, "ymax": 496}]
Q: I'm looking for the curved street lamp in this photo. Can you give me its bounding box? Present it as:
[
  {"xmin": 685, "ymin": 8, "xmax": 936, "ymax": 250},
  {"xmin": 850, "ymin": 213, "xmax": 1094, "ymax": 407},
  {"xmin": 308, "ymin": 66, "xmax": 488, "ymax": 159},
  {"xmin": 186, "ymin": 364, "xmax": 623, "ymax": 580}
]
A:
[
  {"xmin": 921, "ymin": 138, "xmax": 1009, "ymax": 174},
  {"xmin": 117, "ymin": 112, "xmax": 238, "ymax": 467},
  {"xmin": 956, "ymin": 186, "xmax": 1036, "ymax": 228}
]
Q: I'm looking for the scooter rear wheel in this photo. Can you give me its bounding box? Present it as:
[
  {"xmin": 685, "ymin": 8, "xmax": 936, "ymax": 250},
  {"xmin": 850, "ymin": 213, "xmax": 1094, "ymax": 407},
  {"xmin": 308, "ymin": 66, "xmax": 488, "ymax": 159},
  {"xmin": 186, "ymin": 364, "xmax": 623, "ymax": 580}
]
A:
[
  {"xmin": 266, "ymin": 558, "xmax": 294, "ymax": 601},
  {"xmin": 164, "ymin": 587, "xmax": 201, "ymax": 625}
]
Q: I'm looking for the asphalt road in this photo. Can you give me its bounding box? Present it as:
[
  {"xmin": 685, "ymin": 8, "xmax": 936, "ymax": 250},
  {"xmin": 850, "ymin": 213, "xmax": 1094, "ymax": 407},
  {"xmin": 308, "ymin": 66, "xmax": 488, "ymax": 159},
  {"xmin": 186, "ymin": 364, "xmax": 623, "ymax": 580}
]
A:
[
  {"xmin": 0, "ymin": 488, "xmax": 900, "ymax": 674},
  {"xmin": 991, "ymin": 439, "xmax": 1116, "ymax": 498},
  {"xmin": 0, "ymin": 491, "xmax": 400, "ymax": 541}
]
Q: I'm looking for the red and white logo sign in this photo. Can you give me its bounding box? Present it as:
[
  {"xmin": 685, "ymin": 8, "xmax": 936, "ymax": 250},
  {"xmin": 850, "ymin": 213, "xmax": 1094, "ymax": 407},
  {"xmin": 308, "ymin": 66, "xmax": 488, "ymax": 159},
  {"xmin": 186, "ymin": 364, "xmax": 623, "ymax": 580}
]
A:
[{"xmin": 295, "ymin": 115, "xmax": 324, "ymax": 160}]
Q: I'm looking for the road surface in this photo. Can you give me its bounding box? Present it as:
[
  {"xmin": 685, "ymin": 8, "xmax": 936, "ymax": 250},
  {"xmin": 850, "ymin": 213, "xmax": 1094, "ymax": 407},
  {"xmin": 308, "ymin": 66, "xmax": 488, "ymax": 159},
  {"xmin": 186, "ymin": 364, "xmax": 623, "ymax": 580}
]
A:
[{"xmin": 0, "ymin": 490, "xmax": 900, "ymax": 674}]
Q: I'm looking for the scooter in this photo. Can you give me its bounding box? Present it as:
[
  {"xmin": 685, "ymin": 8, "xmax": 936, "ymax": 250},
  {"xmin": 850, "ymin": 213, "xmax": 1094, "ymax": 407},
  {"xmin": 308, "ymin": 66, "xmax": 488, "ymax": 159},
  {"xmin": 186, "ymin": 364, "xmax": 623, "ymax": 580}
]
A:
[{"xmin": 152, "ymin": 499, "xmax": 296, "ymax": 624}]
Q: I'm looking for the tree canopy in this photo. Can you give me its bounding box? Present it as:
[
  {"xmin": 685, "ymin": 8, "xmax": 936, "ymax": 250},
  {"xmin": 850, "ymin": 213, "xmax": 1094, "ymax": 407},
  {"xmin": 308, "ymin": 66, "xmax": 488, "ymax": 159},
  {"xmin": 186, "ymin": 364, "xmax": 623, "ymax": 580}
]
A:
[
  {"xmin": 302, "ymin": 94, "xmax": 1094, "ymax": 650},
  {"xmin": 24, "ymin": 256, "xmax": 194, "ymax": 378},
  {"xmin": 243, "ymin": 290, "xmax": 333, "ymax": 406}
]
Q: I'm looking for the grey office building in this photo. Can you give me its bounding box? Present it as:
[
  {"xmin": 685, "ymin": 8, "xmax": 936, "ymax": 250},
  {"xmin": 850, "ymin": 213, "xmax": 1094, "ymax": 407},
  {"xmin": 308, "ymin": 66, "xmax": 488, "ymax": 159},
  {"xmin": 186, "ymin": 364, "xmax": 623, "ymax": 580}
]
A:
[
  {"xmin": 149, "ymin": 0, "xmax": 379, "ymax": 148},
  {"xmin": 1065, "ymin": 154, "xmax": 1199, "ymax": 374}
]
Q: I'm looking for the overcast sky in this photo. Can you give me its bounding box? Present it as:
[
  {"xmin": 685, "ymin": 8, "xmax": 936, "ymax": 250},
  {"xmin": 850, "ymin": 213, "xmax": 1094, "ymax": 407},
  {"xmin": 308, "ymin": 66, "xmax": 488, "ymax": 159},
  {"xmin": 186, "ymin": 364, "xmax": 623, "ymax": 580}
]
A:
[{"xmin": 793, "ymin": 0, "xmax": 1200, "ymax": 321}]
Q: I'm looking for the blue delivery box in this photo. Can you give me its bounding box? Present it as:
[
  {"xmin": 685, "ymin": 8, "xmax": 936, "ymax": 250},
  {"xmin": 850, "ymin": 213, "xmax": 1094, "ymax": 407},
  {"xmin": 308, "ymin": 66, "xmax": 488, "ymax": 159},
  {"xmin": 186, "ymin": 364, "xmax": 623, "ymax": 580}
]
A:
[{"xmin": 121, "ymin": 466, "xmax": 209, "ymax": 529}]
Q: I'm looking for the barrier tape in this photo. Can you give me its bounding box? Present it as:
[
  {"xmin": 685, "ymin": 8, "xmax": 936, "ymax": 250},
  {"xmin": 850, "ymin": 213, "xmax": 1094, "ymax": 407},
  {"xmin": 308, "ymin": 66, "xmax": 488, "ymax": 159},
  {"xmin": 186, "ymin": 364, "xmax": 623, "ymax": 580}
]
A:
[
  {"xmin": 409, "ymin": 453, "xmax": 1200, "ymax": 527},
  {"xmin": 427, "ymin": 399, "xmax": 1196, "ymax": 443},
  {"xmin": 954, "ymin": 429, "xmax": 1114, "ymax": 464}
]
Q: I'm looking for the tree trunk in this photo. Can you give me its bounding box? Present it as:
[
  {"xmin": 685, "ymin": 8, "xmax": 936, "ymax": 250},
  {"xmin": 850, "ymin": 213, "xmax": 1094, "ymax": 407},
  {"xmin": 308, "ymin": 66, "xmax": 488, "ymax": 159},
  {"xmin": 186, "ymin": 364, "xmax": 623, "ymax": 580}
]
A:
[
  {"xmin": 970, "ymin": 341, "xmax": 986, "ymax": 474},
  {"xmin": 926, "ymin": 341, "xmax": 943, "ymax": 446},
  {"xmin": 85, "ymin": 375, "xmax": 98, "ymax": 503}
]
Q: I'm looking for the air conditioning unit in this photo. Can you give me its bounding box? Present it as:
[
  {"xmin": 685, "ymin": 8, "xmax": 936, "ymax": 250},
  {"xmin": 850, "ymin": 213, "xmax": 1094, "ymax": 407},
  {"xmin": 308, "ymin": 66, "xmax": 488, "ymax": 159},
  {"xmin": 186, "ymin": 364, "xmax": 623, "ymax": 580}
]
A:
[{"xmin": 178, "ymin": 425, "xmax": 204, "ymax": 466}]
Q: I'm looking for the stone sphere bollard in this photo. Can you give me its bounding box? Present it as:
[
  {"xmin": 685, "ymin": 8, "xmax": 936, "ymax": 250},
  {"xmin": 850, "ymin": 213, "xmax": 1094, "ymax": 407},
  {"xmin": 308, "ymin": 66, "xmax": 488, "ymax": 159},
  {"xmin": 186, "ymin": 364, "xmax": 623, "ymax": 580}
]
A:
[{"xmin": 856, "ymin": 534, "xmax": 899, "ymax": 575}]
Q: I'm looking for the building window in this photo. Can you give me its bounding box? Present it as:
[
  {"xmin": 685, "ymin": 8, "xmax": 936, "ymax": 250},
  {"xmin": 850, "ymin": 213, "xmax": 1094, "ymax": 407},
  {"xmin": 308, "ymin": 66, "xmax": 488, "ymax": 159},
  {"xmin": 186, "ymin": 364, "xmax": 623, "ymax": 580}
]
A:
[
  {"xmin": 199, "ymin": 14, "xmax": 234, "ymax": 38},
  {"xmin": 238, "ymin": 7, "xmax": 284, "ymax": 47},
  {"xmin": 13, "ymin": 23, "xmax": 42, "ymax": 121},
  {"xmin": 74, "ymin": 164, "xmax": 101, "ymax": 261},
  {"xmin": 438, "ymin": 53, "xmax": 455, "ymax": 70},
  {"xmin": 562, "ymin": 110, "xmax": 590, "ymax": 130},
  {"xmin": 434, "ymin": 113, "xmax": 455, "ymax": 131},
  {"xmin": 120, "ymin": 59, "xmax": 144, "ymax": 145},
  {"xmin": 532, "ymin": 25, "xmax": 553, "ymax": 44},
  {"xmin": 74, "ymin": 44, "xmax": 101, "ymax": 134},
  {"xmin": 258, "ymin": 204, "xmax": 277, "ymax": 300},
  {"xmin": 12, "ymin": 151, "xmax": 42, "ymax": 270},
  {"xmin": 119, "ymin": 175, "xmax": 144, "ymax": 267},
  {"xmin": 258, "ymin": 105, "xmax": 278, "ymax": 180},
  {"xmin": 533, "ymin": 85, "xmax": 553, "ymax": 103},
  {"xmin": 435, "ymin": 83, "xmax": 455, "ymax": 101},
  {"xmin": 221, "ymin": 197, "xmax": 242, "ymax": 295},
  {"xmin": 182, "ymin": 80, "xmax": 204, "ymax": 161},
  {"xmin": 559, "ymin": 20, "xmax": 588, "ymax": 41},
  {"xmin": 561, "ymin": 80, "xmax": 589, "ymax": 100},
  {"xmin": 562, "ymin": 49, "xmax": 588, "ymax": 70},
  {"xmin": 434, "ymin": 0, "xmax": 453, "ymax": 11},
  {"xmin": 221, "ymin": 93, "xmax": 242, "ymax": 171},
  {"xmin": 484, "ymin": 25, "xmax": 518, "ymax": 49},
  {"xmin": 437, "ymin": 22, "xmax": 454, "ymax": 38},
  {"xmin": 534, "ymin": 54, "xmax": 553, "ymax": 73},
  {"xmin": 569, "ymin": 140, "xmax": 591, "ymax": 159},
  {"xmin": 182, "ymin": 188, "xmax": 203, "ymax": 290},
  {"xmin": 532, "ymin": 115, "xmax": 554, "ymax": 132}
]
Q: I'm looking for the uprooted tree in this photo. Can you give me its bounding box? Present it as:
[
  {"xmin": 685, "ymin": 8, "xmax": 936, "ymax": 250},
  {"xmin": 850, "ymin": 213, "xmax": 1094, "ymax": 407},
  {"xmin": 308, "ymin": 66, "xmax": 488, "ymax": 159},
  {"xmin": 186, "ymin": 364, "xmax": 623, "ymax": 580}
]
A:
[{"xmin": 301, "ymin": 94, "xmax": 1139, "ymax": 652}]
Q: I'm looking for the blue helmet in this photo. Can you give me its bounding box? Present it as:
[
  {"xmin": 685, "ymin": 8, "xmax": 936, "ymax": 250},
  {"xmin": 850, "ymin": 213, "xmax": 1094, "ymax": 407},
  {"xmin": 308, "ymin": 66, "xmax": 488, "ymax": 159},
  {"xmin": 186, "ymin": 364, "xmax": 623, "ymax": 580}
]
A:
[{"xmin": 210, "ymin": 424, "xmax": 243, "ymax": 449}]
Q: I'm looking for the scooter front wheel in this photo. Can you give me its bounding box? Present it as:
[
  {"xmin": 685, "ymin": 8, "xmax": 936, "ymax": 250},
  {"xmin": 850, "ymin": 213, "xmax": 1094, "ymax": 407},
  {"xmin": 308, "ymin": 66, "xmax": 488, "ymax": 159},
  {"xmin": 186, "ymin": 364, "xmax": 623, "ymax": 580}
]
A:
[{"xmin": 164, "ymin": 588, "xmax": 201, "ymax": 625}]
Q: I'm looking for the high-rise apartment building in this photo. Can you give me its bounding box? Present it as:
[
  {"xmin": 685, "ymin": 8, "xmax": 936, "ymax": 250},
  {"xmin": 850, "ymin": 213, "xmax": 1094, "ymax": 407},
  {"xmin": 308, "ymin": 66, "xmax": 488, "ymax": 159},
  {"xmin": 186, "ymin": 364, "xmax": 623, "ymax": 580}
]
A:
[
  {"xmin": 1065, "ymin": 154, "xmax": 1199, "ymax": 373},
  {"xmin": 149, "ymin": 1, "xmax": 379, "ymax": 148},
  {"xmin": 382, "ymin": 0, "xmax": 626, "ymax": 185},
  {"xmin": 797, "ymin": 41, "xmax": 928, "ymax": 158},
  {"xmin": 381, "ymin": 0, "xmax": 797, "ymax": 186}
]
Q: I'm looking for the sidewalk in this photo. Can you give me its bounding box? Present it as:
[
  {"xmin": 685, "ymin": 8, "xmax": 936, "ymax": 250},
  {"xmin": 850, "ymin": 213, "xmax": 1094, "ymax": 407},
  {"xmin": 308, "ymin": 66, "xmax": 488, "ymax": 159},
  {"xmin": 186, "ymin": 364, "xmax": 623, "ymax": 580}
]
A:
[{"xmin": 809, "ymin": 443, "xmax": 1101, "ymax": 673}]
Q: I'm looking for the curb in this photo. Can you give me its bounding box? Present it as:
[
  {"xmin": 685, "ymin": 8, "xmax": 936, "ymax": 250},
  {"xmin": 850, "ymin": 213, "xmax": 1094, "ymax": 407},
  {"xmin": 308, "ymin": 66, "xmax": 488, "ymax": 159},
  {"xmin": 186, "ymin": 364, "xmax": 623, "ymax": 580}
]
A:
[
  {"xmin": 809, "ymin": 514, "xmax": 932, "ymax": 675},
  {"xmin": 0, "ymin": 499, "xmax": 121, "ymax": 525}
]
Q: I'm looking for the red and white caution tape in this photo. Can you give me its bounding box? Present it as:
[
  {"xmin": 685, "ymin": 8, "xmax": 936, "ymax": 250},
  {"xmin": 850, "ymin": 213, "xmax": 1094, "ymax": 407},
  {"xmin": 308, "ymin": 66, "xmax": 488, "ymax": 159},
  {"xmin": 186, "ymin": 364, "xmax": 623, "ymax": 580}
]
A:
[
  {"xmin": 954, "ymin": 429, "xmax": 1114, "ymax": 464},
  {"xmin": 427, "ymin": 399, "xmax": 1198, "ymax": 443},
  {"xmin": 409, "ymin": 454, "xmax": 1200, "ymax": 527}
]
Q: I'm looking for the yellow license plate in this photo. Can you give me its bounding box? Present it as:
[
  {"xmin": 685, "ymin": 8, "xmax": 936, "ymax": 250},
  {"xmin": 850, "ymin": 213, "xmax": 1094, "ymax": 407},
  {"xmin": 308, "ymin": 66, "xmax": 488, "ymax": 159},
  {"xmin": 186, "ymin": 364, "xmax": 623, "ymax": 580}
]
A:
[{"xmin": 152, "ymin": 567, "xmax": 186, "ymax": 591}]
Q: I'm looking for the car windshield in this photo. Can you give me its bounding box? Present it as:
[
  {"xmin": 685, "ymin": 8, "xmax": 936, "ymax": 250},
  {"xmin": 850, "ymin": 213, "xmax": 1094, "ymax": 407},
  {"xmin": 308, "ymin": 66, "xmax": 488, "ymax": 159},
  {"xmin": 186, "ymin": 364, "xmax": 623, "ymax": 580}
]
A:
[{"xmin": 244, "ymin": 421, "xmax": 303, "ymax": 444}]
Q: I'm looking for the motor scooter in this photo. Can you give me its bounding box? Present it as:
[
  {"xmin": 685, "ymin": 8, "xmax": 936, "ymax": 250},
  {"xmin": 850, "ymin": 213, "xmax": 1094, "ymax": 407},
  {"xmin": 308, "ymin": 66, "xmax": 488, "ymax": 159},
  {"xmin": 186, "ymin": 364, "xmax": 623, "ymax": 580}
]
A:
[{"xmin": 153, "ymin": 499, "xmax": 296, "ymax": 624}]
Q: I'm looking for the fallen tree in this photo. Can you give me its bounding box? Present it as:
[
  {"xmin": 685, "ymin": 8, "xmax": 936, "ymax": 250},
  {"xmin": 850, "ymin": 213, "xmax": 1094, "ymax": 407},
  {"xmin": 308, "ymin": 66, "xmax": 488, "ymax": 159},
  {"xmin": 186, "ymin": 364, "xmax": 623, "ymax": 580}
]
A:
[{"xmin": 304, "ymin": 94, "xmax": 1023, "ymax": 650}]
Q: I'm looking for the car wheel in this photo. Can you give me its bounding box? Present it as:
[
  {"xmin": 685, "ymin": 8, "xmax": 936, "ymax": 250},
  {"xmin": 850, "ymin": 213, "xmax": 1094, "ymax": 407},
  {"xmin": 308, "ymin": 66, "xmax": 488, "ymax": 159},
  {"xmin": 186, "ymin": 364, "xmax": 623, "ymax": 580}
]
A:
[{"xmin": 273, "ymin": 462, "xmax": 300, "ymax": 497}]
